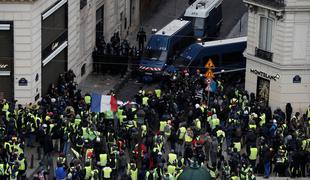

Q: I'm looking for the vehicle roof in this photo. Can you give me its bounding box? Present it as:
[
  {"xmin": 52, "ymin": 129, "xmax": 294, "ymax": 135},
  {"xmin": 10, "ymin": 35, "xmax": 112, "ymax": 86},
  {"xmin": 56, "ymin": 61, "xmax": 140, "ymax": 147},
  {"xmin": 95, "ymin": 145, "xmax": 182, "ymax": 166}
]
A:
[
  {"xmin": 155, "ymin": 19, "xmax": 190, "ymax": 36},
  {"xmin": 180, "ymin": 36, "xmax": 247, "ymax": 60},
  {"xmin": 184, "ymin": 0, "xmax": 223, "ymax": 18},
  {"xmin": 198, "ymin": 36, "xmax": 247, "ymax": 47}
]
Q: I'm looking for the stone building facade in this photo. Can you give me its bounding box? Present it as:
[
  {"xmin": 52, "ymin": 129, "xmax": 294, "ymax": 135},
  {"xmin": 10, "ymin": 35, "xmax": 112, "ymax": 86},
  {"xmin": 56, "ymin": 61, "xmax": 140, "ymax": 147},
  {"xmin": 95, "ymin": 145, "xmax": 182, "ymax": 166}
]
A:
[
  {"xmin": 0, "ymin": 0, "xmax": 140, "ymax": 104},
  {"xmin": 243, "ymin": 0, "xmax": 310, "ymax": 112}
]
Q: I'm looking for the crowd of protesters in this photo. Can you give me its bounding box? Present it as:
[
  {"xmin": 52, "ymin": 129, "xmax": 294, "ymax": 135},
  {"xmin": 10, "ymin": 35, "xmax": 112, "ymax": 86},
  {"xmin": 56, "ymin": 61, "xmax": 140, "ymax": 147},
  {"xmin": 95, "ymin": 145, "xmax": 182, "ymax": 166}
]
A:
[{"xmin": 0, "ymin": 67, "xmax": 310, "ymax": 180}]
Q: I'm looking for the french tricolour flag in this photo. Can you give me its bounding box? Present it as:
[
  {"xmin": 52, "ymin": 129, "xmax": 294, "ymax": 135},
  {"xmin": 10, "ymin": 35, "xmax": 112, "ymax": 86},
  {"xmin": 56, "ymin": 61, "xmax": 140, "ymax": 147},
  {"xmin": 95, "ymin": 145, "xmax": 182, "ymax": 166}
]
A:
[{"xmin": 91, "ymin": 93, "xmax": 118, "ymax": 112}]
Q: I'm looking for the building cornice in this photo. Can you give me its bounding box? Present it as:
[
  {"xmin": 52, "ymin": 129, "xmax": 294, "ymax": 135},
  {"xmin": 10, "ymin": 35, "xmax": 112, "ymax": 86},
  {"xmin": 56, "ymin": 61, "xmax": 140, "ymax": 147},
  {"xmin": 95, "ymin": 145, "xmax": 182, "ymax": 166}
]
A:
[
  {"xmin": 244, "ymin": 52, "xmax": 310, "ymax": 70},
  {"xmin": 243, "ymin": 0, "xmax": 285, "ymax": 12}
]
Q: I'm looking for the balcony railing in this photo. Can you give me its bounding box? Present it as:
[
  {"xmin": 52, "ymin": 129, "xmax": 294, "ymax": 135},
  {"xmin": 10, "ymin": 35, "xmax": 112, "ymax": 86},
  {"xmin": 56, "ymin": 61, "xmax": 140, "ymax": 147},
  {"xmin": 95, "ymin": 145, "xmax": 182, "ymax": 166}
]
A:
[
  {"xmin": 255, "ymin": 47, "xmax": 273, "ymax": 61},
  {"xmin": 244, "ymin": 0, "xmax": 285, "ymax": 10}
]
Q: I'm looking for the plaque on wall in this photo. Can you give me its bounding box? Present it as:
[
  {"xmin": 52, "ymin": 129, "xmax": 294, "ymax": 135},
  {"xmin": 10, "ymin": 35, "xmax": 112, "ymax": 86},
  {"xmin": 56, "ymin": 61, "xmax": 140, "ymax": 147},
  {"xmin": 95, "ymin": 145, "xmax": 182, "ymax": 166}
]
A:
[
  {"xmin": 18, "ymin": 78, "xmax": 28, "ymax": 86},
  {"xmin": 293, "ymin": 75, "xmax": 301, "ymax": 83}
]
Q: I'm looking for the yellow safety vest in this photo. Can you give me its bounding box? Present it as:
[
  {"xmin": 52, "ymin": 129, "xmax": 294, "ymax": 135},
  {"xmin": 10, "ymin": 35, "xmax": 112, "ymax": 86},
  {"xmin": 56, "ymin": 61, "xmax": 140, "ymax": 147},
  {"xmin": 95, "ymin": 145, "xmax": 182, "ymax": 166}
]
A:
[
  {"xmin": 249, "ymin": 124, "xmax": 256, "ymax": 129},
  {"xmin": 102, "ymin": 166, "xmax": 112, "ymax": 178},
  {"xmin": 234, "ymin": 142, "xmax": 241, "ymax": 152},
  {"xmin": 178, "ymin": 127, "xmax": 186, "ymax": 140},
  {"xmin": 259, "ymin": 113, "xmax": 266, "ymax": 127},
  {"xmin": 82, "ymin": 127, "xmax": 88, "ymax": 140},
  {"xmin": 99, "ymin": 154, "xmax": 107, "ymax": 167},
  {"xmin": 84, "ymin": 95, "xmax": 91, "ymax": 105},
  {"xmin": 0, "ymin": 163, "xmax": 4, "ymax": 175},
  {"xmin": 74, "ymin": 118, "xmax": 81, "ymax": 126},
  {"xmin": 195, "ymin": 119, "xmax": 201, "ymax": 130},
  {"xmin": 85, "ymin": 166, "xmax": 92, "ymax": 179},
  {"xmin": 159, "ymin": 121, "xmax": 167, "ymax": 132},
  {"xmin": 212, "ymin": 118, "xmax": 220, "ymax": 129},
  {"xmin": 216, "ymin": 130, "xmax": 225, "ymax": 138},
  {"xmin": 249, "ymin": 147, "xmax": 258, "ymax": 160},
  {"xmin": 168, "ymin": 153, "xmax": 177, "ymax": 165},
  {"xmin": 209, "ymin": 168, "xmax": 216, "ymax": 178},
  {"xmin": 142, "ymin": 97, "xmax": 149, "ymax": 106},
  {"xmin": 155, "ymin": 89, "xmax": 161, "ymax": 98},
  {"xmin": 164, "ymin": 125, "xmax": 171, "ymax": 137},
  {"xmin": 185, "ymin": 132, "xmax": 193, "ymax": 143},
  {"xmin": 141, "ymin": 125, "xmax": 147, "ymax": 137},
  {"xmin": 167, "ymin": 165, "xmax": 176, "ymax": 175},
  {"xmin": 130, "ymin": 168, "xmax": 138, "ymax": 180},
  {"xmin": 18, "ymin": 159, "xmax": 25, "ymax": 171},
  {"xmin": 231, "ymin": 175, "xmax": 238, "ymax": 180},
  {"xmin": 2, "ymin": 103, "xmax": 9, "ymax": 112}
]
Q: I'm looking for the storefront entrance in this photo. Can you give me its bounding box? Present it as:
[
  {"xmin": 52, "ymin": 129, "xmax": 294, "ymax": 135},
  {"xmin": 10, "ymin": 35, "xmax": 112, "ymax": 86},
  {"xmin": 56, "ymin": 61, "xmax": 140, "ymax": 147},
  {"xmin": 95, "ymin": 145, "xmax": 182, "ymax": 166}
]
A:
[
  {"xmin": 256, "ymin": 76, "xmax": 270, "ymax": 107},
  {"xmin": 41, "ymin": 0, "xmax": 68, "ymax": 96},
  {"xmin": 0, "ymin": 22, "xmax": 13, "ymax": 100}
]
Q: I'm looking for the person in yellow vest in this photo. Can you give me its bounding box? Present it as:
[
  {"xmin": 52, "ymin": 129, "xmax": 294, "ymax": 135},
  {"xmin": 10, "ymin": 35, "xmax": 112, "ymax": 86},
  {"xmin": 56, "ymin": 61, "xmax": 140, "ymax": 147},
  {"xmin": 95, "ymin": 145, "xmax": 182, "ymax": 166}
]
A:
[
  {"xmin": 98, "ymin": 153, "xmax": 108, "ymax": 168},
  {"xmin": 184, "ymin": 128, "xmax": 194, "ymax": 146},
  {"xmin": 8, "ymin": 162, "xmax": 19, "ymax": 180},
  {"xmin": 167, "ymin": 162, "xmax": 177, "ymax": 175},
  {"xmin": 240, "ymin": 163, "xmax": 251, "ymax": 180},
  {"xmin": 259, "ymin": 112, "xmax": 266, "ymax": 127},
  {"xmin": 83, "ymin": 161, "xmax": 92, "ymax": 180},
  {"xmin": 1, "ymin": 99, "xmax": 9, "ymax": 113},
  {"xmin": 231, "ymin": 172, "xmax": 238, "ymax": 180},
  {"xmin": 154, "ymin": 89, "xmax": 161, "ymax": 98},
  {"xmin": 164, "ymin": 120, "xmax": 172, "ymax": 139},
  {"xmin": 142, "ymin": 95, "xmax": 149, "ymax": 106},
  {"xmin": 207, "ymin": 163, "xmax": 217, "ymax": 180},
  {"xmin": 168, "ymin": 150, "xmax": 177, "ymax": 165},
  {"xmin": 248, "ymin": 146, "xmax": 258, "ymax": 171},
  {"xmin": 194, "ymin": 118, "xmax": 201, "ymax": 131},
  {"xmin": 17, "ymin": 153, "xmax": 27, "ymax": 179},
  {"xmin": 211, "ymin": 114, "xmax": 220, "ymax": 130},
  {"xmin": 159, "ymin": 120, "xmax": 167, "ymax": 133},
  {"xmin": 84, "ymin": 93, "xmax": 91, "ymax": 110},
  {"xmin": 163, "ymin": 167, "xmax": 175, "ymax": 180},
  {"xmin": 248, "ymin": 119, "xmax": 256, "ymax": 130},
  {"xmin": 102, "ymin": 166, "xmax": 112, "ymax": 179},
  {"xmin": 247, "ymin": 169, "xmax": 256, "ymax": 180},
  {"xmin": 129, "ymin": 163, "xmax": 138, "ymax": 180},
  {"xmin": 233, "ymin": 141, "xmax": 241, "ymax": 153},
  {"xmin": 176, "ymin": 126, "xmax": 186, "ymax": 156}
]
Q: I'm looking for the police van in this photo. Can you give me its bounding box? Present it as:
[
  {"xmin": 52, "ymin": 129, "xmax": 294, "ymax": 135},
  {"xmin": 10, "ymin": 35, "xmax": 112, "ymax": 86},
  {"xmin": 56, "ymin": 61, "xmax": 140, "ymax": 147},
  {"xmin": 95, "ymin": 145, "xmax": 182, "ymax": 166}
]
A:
[
  {"xmin": 138, "ymin": 19, "xmax": 194, "ymax": 79},
  {"xmin": 166, "ymin": 36, "xmax": 247, "ymax": 74},
  {"xmin": 183, "ymin": 0, "xmax": 223, "ymax": 39}
]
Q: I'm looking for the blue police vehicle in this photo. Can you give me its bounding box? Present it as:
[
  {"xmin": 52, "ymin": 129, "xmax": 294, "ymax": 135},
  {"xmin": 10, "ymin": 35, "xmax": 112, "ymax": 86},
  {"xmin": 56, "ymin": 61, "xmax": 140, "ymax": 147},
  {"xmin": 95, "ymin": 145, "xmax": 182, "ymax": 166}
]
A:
[
  {"xmin": 166, "ymin": 36, "xmax": 247, "ymax": 74},
  {"xmin": 138, "ymin": 19, "xmax": 193, "ymax": 78},
  {"xmin": 183, "ymin": 0, "xmax": 223, "ymax": 39}
]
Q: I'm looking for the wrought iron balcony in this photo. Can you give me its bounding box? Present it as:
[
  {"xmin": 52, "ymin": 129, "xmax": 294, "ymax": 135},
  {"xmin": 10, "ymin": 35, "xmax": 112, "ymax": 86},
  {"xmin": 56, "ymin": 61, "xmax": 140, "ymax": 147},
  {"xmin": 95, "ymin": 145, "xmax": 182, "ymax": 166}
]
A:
[
  {"xmin": 255, "ymin": 47, "xmax": 273, "ymax": 61},
  {"xmin": 243, "ymin": 0, "xmax": 285, "ymax": 11}
]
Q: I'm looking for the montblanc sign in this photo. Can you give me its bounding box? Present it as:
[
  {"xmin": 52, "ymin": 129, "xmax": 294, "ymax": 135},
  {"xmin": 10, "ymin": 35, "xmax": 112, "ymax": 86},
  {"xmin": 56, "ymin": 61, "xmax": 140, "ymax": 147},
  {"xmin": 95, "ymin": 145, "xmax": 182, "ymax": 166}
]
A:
[{"xmin": 250, "ymin": 69, "xmax": 280, "ymax": 81}]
